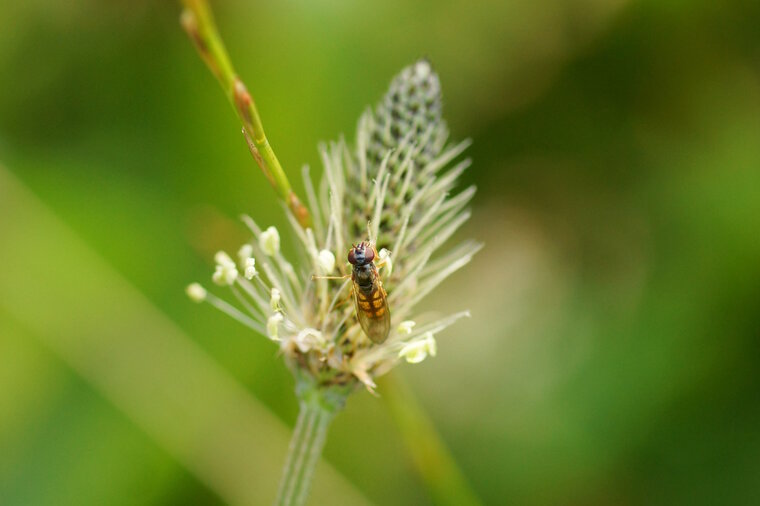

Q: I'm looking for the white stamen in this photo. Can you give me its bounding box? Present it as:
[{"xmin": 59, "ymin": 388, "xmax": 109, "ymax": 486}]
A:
[
  {"xmin": 212, "ymin": 251, "xmax": 238, "ymax": 286},
  {"xmin": 318, "ymin": 249, "xmax": 336, "ymax": 274},
  {"xmin": 215, "ymin": 250, "xmax": 235, "ymax": 267},
  {"xmin": 293, "ymin": 328, "xmax": 326, "ymax": 353},
  {"xmin": 397, "ymin": 320, "xmax": 416, "ymax": 334},
  {"xmin": 185, "ymin": 283, "xmax": 207, "ymax": 303},
  {"xmin": 267, "ymin": 313, "xmax": 283, "ymax": 341},
  {"xmin": 379, "ymin": 248, "xmax": 393, "ymax": 277},
  {"xmin": 259, "ymin": 226, "xmax": 280, "ymax": 256},
  {"xmin": 399, "ymin": 332, "xmax": 437, "ymax": 364},
  {"xmin": 244, "ymin": 257, "xmax": 257, "ymax": 279}
]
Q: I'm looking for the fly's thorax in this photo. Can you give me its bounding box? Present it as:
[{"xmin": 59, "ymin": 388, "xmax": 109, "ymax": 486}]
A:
[{"xmin": 352, "ymin": 264, "xmax": 375, "ymax": 291}]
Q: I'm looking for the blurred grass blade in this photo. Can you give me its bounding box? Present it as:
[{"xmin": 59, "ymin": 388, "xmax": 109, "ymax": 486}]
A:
[
  {"xmin": 0, "ymin": 165, "xmax": 371, "ymax": 506},
  {"xmin": 381, "ymin": 373, "xmax": 482, "ymax": 506}
]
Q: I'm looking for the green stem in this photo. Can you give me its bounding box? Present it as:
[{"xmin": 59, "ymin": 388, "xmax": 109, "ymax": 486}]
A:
[
  {"xmin": 275, "ymin": 379, "xmax": 348, "ymax": 506},
  {"xmin": 179, "ymin": 0, "xmax": 311, "ymax": 228}
]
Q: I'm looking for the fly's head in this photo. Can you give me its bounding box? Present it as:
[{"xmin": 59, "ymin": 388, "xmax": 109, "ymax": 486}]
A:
[{"xmin": 347, "ymin": 242, "xmax": 375, "ymax": 267}]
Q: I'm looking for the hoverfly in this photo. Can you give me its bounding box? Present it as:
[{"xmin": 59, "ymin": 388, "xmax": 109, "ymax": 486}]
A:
[{"xmin": 347, "ymin": 242, "xmax": 390, "ymax": 344}]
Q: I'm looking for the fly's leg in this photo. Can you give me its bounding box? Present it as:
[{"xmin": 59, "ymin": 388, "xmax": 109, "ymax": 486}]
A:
[
  {"xmin": 325, "ymin": 277, "xmax": 354, "ymax": 316},
  {"xmin": 336, "ymin": 284, "xmax": 354, "ymax": 308}
]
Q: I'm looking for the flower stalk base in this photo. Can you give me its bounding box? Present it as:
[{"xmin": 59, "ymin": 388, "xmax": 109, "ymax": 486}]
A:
[{"xmin": 275, "ymin": 379, "xmax": 348, "ymax": 506}]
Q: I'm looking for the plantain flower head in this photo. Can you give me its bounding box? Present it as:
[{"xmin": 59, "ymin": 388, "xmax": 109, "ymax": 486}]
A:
[{"xmin": 188, "ymin": 60, "xmax": 480, "ymax": 392}]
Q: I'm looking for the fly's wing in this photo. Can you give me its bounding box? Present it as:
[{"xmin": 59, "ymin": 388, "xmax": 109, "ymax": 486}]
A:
[{"xmin": 354, "ymin": 283, "xmax": 391, "ymax": 344}]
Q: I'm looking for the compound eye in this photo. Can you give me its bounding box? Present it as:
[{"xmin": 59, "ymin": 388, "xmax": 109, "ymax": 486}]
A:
[
  {"xmin": 364, "ymin": 247, "xmax": 375, "ymax": 263},
  {"xmin": 347, "ymin": 249, "xmax": 357, "ymax": 265}
]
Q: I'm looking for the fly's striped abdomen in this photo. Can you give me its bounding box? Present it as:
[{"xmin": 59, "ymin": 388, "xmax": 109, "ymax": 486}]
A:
[
  {"xmin": 357, "ymin": 285, "xmax": 387, "ymax": 320},
  {"xmin": 353, "ymin": 280, "xmax": 391, "ymax": 344}
]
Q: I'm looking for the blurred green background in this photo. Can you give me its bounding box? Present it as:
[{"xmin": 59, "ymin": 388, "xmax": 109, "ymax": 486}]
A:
[{"xmin": 2, "ymin": 0, "xmax": 760, "ymax": 504}]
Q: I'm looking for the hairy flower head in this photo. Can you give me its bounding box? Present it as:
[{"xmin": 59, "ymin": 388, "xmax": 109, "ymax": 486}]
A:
[{"xmin": 189, "ymin": 60, "xmax": 480, "ymax": 391}]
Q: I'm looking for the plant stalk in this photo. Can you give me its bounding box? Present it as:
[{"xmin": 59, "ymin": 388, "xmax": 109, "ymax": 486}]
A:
[
  {"xmin": 275, "ymin": 378, "xmax": 348, "ymax": 506},
  {"xmin": 179, "ymin": 0, "xmax": 311, "ymax": 228}
]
